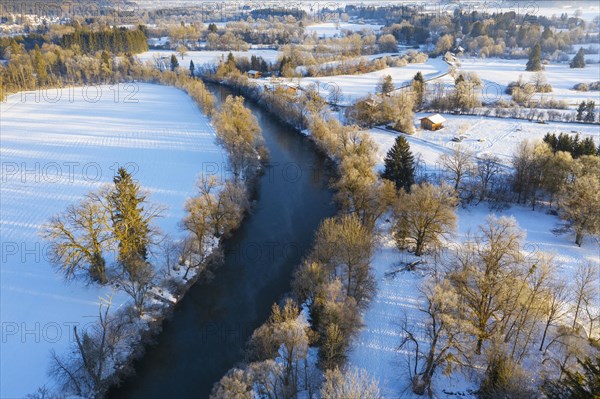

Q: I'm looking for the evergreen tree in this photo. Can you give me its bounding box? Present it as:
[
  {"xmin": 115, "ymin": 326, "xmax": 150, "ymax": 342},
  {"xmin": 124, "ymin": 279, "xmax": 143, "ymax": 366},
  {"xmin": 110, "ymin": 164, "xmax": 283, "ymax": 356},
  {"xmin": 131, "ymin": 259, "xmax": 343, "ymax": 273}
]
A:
[
  {"xmin": 526, "ymin": 43, "xmax": 542, "ymax": 71},
  {"xmin": 576, "ymin": 101, "xmax": 586, "ymax": 121},
  {"xmin": 189, "ymin": 60, "xmax": 195, "ymax": 76},
  {"xmin": 570, "ymin": 48, "xmax": 586, "ymax": 68},
  {"xmin": 412, "ymin": 71, "xmax": 425, "ymax": 110},
  {"xmin": 584, "ymin": 100, "xmax": 596, "ymax": 123},
  {"xmin": 109, "ymin": 167, "xmax": 152, "ymax": 279},
  {"xmin": 32, "ymin": 44, "xmax": 47, "ymax": 86},
  {"xmin": 208, "ymin": 23, "xmax": 218, "ymax": 33},
  {"xmin": 382, "ymin": 135, "xmax": 415, "ymax": 191},
  {"xmin": 170, "ymin": 54, "xmax": 179, "ymax": 71}
]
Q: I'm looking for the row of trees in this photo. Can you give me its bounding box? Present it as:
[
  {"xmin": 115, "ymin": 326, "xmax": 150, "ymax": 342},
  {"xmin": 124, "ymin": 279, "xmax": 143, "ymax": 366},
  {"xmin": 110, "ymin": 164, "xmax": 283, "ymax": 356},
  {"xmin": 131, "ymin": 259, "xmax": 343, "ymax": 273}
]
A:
[{"xmin": 59, "ymin": 26, "xmax": 148, "ymax": 55}]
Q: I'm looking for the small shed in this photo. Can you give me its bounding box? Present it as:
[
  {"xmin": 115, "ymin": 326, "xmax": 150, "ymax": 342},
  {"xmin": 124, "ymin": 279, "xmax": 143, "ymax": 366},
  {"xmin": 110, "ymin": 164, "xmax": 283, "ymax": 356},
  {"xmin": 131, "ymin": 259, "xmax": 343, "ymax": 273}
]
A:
[
  {"xmin": 420, "ymin": 114, "xmax": 446, "ymax": 131},
  {"xmin": 247, "ymin": 70, "xmax": 262, "ymax": 78}
]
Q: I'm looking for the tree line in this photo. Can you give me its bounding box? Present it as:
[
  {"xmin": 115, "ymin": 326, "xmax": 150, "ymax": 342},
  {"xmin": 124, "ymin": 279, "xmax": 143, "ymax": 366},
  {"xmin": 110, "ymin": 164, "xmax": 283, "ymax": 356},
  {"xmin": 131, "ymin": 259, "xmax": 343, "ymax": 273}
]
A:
[{"xmin": 59, "ymin": 26, "xmax": 148, "ymax": 55}]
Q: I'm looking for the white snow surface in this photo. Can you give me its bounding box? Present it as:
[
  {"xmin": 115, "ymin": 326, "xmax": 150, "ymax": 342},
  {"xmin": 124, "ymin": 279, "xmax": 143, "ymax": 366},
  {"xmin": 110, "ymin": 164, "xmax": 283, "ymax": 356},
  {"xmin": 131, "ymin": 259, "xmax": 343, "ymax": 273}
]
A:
[
  {"xmin": 368, "ymin": 113, "xmax": 600, "ymax": 169},
  {"xmin": 296, "ymin": 57, "xmax": 449, "ymax": 105},
  {"xmin": 455, "ymin": 58, "xmax": 600, "ymax": 106},
  {"xmin": 0, "ymin": 83, "xmax": 225, "ymax": 397}
]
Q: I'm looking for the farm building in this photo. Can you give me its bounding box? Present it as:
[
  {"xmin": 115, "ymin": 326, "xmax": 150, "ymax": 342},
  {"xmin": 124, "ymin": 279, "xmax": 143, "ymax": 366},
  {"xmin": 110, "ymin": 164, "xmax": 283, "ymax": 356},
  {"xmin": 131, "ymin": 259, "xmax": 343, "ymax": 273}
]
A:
[
  {"xmin": 247, "ymin": 70, "xmax": 262, "ymax": 78},
  {"xmin": 420, "ymin": 114, "xmax": 446, "ymax": 131}
]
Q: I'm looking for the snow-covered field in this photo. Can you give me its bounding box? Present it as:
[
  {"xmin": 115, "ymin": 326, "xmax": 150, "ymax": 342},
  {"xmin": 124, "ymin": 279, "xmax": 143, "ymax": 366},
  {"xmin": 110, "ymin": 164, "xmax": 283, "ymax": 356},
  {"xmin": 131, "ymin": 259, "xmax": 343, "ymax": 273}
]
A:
[
  {"xmin": 349, "ymin": 114, "xmax": 600, "ymax": 397},
  {"xmin": 304, "ymin": 22, "xmax": 383, "ymax": 38},
  {"xmin": 297, "ymin": 57, "xmax": 449, "ymax": 105},
  {"xmin": 0, "ymin": 84, "xmax": 225, "ymax": 397},
  {"xmin": 137, "ymin": 49, "xmax": 281, "ymax": 67},
  {"xmin": 455, "ymin": 58, "xmax": 600, "ymax": 106},
  {"xmin": 367, "ymin": 113, "xmax": 600, "ymax": 168}
]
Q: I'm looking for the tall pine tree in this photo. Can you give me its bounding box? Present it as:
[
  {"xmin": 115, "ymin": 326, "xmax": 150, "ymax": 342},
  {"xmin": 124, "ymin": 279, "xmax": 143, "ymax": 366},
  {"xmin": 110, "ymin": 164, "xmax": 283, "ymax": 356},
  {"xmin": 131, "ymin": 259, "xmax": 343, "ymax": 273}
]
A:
[
  {"xmin": 382, "ymin": 135, "xmax": 415, "ymax": 192},
  {"xmin": 570, "ymin": 48, "xmax": 586, "ymax": 68},
  {"xmin": 526, "ymin": 43, "xmax": 542, "ymax": 71},
  {"xmin": 109, "ymin": 168, "xmax": 152, "ymax": 279}
]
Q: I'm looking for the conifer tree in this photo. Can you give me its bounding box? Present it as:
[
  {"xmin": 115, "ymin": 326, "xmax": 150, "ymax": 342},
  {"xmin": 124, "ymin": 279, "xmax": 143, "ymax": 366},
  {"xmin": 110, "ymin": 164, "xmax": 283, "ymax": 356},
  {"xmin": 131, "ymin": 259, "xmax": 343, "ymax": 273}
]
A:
[
  {"xmin": 189, "ymin": 60, "xmax": 195, "ymax": 76},
  {"xmin": 584, "ymin": 101, "xmax": 596, "ymax": 123},
  {"xmin": 570, "ymin": 48, "xmax": 586, "ymax": 68},
  {"xmin": 382, "ymin": 135, "xmax": 415, "ymax": 192},
  {"xmin": 170, "ymin": 54, "xmax": 179, "ymax": 71},
  {"xmin": 526, "ymin": 43, "xmax": 542, "ymax": 71},
  {"xmin": 411, "ymin": 71, "xmax": 425, "ymax": 110},
  {"xmin": 109, "ymin": 168, "xmax": 152, "ymax": 278},
  {"xmin": 576, "ymin": 101, "xmax": 586, "ymax": 121}
]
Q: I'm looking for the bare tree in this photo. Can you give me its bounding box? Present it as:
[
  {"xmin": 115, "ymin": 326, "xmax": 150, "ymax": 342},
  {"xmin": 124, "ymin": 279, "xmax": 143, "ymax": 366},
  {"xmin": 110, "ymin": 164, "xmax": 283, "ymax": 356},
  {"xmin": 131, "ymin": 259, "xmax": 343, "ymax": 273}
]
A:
[
  {"xmin": 539, "ymin": 280, "xmax": 569, "ymax": 351},
  {"xmin": 116, "ymin": 264, "xmax": 155, "ymax": 316},
  {"xmin": 571, "ymin": 263, "xmax": 599, "ymax": 337},
  {"xmin": 476, "ymin": 154, "xmax": 501, "ymax": 201},
  {"xmin": 399, "ymin": 280, "xmax": 461, "ymax": 396},
  {"xmin": 439, "ymin": 145, "xmax": 475, "ymax": 194},
  {"xmin": 42, "ymin": 195, "xmax": 113, "ymax": 284},
  {"xmin": 210, "ymin": 368, "xmax": 254, "ymax": 399},
  {"xmin": 310, "ymin": 214, "xmax": 376, "ymax": 305},
  {"xmin": 49, "ymin": 296, "xmax": 132, "ymax": 398},
  {"xmin": 393, "ymin": 183, "xmax": 458, "ymax": 256},
  {"xmin": 447, "ymin": 216, "xmax": 525, "ymax": 355}
]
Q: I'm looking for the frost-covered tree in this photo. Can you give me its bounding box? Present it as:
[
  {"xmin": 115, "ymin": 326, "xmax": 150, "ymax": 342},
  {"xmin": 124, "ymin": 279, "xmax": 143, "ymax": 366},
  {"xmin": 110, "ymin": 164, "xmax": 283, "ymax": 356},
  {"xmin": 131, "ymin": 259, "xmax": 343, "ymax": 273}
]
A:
[
  {"xmin": 212, "ymin": 95, "xmax": 264, "ymax": 181},
  {"xmin": 560, "ymin": 174, "xmax": 600, "ymax": 246},
  {"xmin": 321, "ymin": 368, "xmax": 382, "ymax": 399}
]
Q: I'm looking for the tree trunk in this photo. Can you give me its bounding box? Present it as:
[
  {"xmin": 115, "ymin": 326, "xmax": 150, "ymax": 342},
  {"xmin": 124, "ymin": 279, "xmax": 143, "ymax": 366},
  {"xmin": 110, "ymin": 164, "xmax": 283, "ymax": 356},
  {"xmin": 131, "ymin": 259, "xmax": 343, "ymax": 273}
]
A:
[{"xmin": 575, "ymin": 230, "xmax": 583, "ymax": 247}]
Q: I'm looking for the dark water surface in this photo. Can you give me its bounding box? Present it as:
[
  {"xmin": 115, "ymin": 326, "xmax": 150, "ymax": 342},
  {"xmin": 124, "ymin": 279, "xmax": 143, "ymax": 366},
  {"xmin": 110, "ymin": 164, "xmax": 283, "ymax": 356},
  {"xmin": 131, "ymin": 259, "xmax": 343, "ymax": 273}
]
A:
[{"xmin": 109, "ymin": 84, "xmax": 336, "ymax": 399}]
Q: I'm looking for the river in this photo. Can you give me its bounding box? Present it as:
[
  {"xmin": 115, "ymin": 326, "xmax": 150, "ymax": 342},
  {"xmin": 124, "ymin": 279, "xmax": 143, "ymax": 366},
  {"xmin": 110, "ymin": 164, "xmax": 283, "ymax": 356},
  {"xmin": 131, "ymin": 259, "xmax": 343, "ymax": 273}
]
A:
[{"xmin": 109, "ymin": 84, "xmax": 336, "ymax": 398}]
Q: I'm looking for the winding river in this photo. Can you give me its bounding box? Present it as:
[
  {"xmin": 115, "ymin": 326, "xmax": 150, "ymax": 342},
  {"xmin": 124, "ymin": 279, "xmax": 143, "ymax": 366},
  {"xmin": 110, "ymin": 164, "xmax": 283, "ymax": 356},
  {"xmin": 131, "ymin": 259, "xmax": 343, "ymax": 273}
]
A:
[{"xmin": 109, "ymin": 84, "xmax": 336, "ymax": 398}]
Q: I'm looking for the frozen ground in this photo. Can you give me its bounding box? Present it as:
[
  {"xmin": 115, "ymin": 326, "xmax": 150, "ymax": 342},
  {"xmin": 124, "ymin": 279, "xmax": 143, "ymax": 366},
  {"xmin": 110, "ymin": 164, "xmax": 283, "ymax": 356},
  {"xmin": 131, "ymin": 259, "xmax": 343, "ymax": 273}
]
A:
[
  {"xmin": 304, "ymin": 22, "xmax": 383, "ymax": 38},
  {"xmin": 0, "ymin": 83, "xmax": 225, "ymax": 397},
  {"xmin": 136, "ymin": 49, "xmax": 281, "ymax": 67},
  {"xmin": 348, "ymin": 113, "xmax": 600, "ymax": 397},
  {"xmin": 455, "ymin": 57, "xmax": 600, "ymax": 106},
  {"xmin": 296, "ymin": 57, "xmax": 449, "ymax": 105}
]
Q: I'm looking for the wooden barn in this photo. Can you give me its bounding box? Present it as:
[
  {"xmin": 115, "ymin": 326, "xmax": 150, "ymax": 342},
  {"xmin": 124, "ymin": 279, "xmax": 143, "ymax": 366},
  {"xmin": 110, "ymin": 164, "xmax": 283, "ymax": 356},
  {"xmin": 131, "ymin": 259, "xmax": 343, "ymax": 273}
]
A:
[
  {"xmin": 247, "ymin": 70, "xmax": 262, "ymax": 78},
  {"xmin": 420, "ymin": 114, "xmax": 446, "ymax": 131}
]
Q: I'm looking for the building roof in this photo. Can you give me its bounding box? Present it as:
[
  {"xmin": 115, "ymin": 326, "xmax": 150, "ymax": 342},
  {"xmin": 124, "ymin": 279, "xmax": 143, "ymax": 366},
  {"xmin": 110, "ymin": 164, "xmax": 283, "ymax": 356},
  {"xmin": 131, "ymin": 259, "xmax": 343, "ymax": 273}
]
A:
[{"xmin": 420, "ymin": 114, "xmax": 446, "ymax": 124}]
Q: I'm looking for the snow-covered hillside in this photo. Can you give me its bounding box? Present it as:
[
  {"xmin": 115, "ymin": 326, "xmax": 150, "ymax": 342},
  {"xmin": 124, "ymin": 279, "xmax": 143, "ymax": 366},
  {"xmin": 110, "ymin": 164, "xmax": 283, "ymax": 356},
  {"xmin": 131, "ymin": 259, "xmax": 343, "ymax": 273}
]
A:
[{"xmin": 0, "ymin": 83, "xmax": 225, "ymax": 397}]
